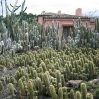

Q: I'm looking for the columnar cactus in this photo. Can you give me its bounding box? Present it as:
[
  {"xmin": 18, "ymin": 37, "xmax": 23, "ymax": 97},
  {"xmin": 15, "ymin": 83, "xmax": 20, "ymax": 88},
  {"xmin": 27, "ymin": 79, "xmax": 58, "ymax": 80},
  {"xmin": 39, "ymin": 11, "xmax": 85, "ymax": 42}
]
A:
[
  {"xmin": 18, "ymin": 78, "xmax": 25, "ymax": 95},
  {"xmin": 43, "ymin": 71, "xmax": 51, "ymax": 94},
  {"xmin": 49, "ymin": 85, "xmax": 58, "ymax": 99},
  {"xmin": 76, "ymin": 91, "xmax": 81, "ymax": 99},
  {"xmin": 39, "ymin": 61, "xmax": 47, "ymax": 72},
  {"xmin": 81, "ymin": 83, "xmax": 87, "ymax": 99},
  {"xmin": 61, "ymin": 75, "xmax": 65, "ymax": 86},
  {"xmin": 68, "ymin": 18, "xmax": 99, "ymax": 49},
  {"xmin": 36, "ymin": 77, "xmax": 43, "ymax": 94},
  {"xmin": 0, "ymin": 80, "xmax": 4, "ymax": 91},
  {"xmin": 8, "ymin": 83, "xmax": 16, "ymax": 97},
  {"xmin": 70, "ymin": 89, "xmax": 75, "ymax": 99},
  {"xmin": 58, "ymin": 87, "xmax": 63, "ymax": 99},
  {"xmin": 56, "ymin": 70, "xmax": 62, "ymax": 86},
  {"xmin": 62, "ymin": 87, "xmax": 68, "ymax": 99},
  {"xmin": 95, "ymin": 18, "xmax": 99, "ymax": 33},
  {"xmin": 27, "ymin": 80, "xmax": 34, "ymax": 99}
]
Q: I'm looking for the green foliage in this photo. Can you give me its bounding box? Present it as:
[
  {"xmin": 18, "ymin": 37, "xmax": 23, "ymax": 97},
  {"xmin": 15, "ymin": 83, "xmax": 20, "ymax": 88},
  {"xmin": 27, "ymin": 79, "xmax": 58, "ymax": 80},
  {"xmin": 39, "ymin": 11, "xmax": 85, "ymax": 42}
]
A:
[
  {"xmin": 18, "ymin": 12, "xmax": 37, "ymax": 24},
  {"xmin": 94, "ymin": 88, "xmax": 99, "ymax": 99},
  {"xmin": 85, "ymin": 82, "xmax": 97, "ymax": 91}
]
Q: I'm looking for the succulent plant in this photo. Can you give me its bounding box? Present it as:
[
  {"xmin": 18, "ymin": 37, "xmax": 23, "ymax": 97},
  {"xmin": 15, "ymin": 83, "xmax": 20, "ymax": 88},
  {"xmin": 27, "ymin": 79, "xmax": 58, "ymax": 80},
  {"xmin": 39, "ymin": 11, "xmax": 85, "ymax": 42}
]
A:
[
  {"xmin": 58, "ymin": 87, "xmax": 63, "ymax": 99},
  {"xmin": 81, "ymin": 83, "xmax": 87, "ymax": 99},
  {"xmin": 70, "ymin": 89, "xmax": 75, "ymax": 99},
  {"xmin": 36, "ymin": 77, "xmax": 43, "ymax": 94},
  {"xmin": 27, "ymin": 80, "xmax": 34, "ymax": 99},
  {"xmin": 49, "ymin": 85, "xmax": 58, "ymax": 99},
  {"xmin": 18, "ymin": 78, "xmax": 25, "ymax": 95},
  {"xmin": 86, "ymin": 93, "xmax": 93, "ymax": 99},
  {"xmin": 7, "ymin": 83, "xmax": 16, "ymax": 97},
  {"xmin": 76, "ymin": 91, "xmax": 81, "ymax": 99},
  {"xmin": 0, "ymin": 80, "xmax": 4, "ymax": 91}
]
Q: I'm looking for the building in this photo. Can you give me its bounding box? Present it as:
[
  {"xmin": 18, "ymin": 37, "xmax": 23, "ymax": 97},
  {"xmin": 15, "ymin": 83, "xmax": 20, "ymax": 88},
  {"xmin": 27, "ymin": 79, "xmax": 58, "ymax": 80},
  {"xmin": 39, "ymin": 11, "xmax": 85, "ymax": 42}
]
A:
[{"xmin": 37, "ymin": 8, "xmax": 95, "ymax": 41}]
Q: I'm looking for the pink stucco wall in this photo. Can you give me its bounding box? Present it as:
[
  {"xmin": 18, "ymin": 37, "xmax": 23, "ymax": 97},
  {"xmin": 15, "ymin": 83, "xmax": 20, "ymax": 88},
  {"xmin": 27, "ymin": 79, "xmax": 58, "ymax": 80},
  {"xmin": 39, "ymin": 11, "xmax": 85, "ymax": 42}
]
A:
[
  {"xmin": 38, "ymin": 16, "xmax": 95, "ymax": 41},
  {"xmin": 90, "ymin": 22, "xmax": 95, "ymax": 29},
  {"xmin": 38, "ymin": 16, "xmax": 43, "ymax": 25}
]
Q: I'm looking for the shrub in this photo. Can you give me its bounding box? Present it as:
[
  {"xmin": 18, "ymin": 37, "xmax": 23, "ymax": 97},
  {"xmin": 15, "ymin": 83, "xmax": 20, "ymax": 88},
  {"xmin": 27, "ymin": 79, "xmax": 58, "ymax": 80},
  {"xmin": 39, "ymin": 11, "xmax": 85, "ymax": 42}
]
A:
[{"xmin": 94, "ymin": 88, "xmax": 99, "ymax": 99}]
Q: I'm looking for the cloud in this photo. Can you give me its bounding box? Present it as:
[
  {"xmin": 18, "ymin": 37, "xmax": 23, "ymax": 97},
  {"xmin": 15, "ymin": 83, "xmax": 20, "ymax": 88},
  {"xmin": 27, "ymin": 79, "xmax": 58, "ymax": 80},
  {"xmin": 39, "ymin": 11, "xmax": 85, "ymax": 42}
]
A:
[{"xmin": 0, "ymin": 0, "xmax": 99, "ymax": 16}]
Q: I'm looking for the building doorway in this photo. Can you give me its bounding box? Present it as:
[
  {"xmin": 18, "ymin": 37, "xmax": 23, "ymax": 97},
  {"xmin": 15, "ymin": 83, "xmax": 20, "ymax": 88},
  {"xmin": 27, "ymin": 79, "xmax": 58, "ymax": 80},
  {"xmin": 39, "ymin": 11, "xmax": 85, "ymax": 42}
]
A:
[{"xmin": 63, "ymin": 26, "xmax": 73, "ymax": 41}]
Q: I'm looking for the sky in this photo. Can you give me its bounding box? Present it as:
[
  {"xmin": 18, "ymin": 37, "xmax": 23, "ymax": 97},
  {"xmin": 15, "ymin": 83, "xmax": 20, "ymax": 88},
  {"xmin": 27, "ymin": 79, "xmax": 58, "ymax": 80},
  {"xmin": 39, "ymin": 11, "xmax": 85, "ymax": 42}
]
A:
[{"xmin": 0, "ymin": 0, "xmax": 99, "ymax": 16}]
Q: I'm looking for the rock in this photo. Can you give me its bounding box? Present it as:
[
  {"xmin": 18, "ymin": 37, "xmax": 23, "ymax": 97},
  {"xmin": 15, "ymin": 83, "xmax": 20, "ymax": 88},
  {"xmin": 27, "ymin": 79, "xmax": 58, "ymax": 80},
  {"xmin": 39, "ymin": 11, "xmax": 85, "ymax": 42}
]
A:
[
  {"xmin": 89, "ymin": 79, "xmax": 99, "ymax": 84},
  {"xmin": 67, "ymin": 80, "xmax": 83, "ymax": 89},
  {"xmin": 3, "ymin": 67, "xmax": 7, "ymax": 73}
]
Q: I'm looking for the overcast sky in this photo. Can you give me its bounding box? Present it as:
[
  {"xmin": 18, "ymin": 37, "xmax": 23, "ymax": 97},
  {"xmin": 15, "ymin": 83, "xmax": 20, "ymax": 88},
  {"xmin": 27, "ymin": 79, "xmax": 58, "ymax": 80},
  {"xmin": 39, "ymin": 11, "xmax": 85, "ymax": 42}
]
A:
[{"xmin": 0, "ymin": 0, "xmax": 99, "ymax": 16}]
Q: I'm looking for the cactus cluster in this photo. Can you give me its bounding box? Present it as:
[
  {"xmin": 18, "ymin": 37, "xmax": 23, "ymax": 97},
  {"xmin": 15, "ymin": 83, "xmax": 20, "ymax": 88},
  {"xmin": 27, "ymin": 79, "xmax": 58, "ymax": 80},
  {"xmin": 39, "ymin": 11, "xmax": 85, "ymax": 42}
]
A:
[
  {"xmin": 0, "ymin": 0, "xmax": 64, "ymax": 55},
  {"xmin": 67, "ymin": 18, "xmax": 99, "ymax": 49},
  {"xmin": 0, "ymin": 47, "xmax": 98, "ymax": 98},
  {"xmin": 0, "ymin": 0, "xmax": 99, "ymax": 99},
  {"xmin": 0, "ymin": 17, "xmax": 65, "ymax": 55}
]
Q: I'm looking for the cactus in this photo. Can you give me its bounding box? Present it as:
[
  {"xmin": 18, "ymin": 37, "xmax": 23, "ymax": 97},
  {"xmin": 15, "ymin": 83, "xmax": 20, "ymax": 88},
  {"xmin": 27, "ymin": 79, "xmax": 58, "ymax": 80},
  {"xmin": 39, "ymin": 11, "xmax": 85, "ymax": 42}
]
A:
[
  {"xmin": 76, "ymin": 91, "xmax": 81, "ymax": 99},
  {"xmin": 56, "ymin": 70, "xmax": 62, "ymax": 86},
  {"xmin": 95, "ymin": 18, "xmax": 99, "ymax": 33},
  {"xmin": 4, "ymin": 0, "xmax": 27, "ymax": 41},
  {"xmin": 27, "ymin": 80, "xmax": 34, "ymax": 99},
  {"xmin": 49, "ymin": 85, "xmax": 58, "ymax": 99},
  {"xmin": 88, "ymin": 61, "xmax": 95, "ymax": 79},
  {"xmin": 33, "ymin": 70, "xmax": 38, "ymax": 79},
  {"xmin": 43, "ymin": 71, "xmax": 50, "ymax": 95},
  {"xmin": 61, "ymin": 75, "xmax": 65, "ymax": 86},
  {"xmin": 0, "ymin": 80, "xmax": 3, "ymax": 91},
  {"xmin": 7, "ymin": 83, "xmax": 16, "ymax": 97},
  {"xmin": 70, "ymin": 89, "xmax": 75, "ymax": 99},
  {"xmin": 81, "ymin": 83, "xmax": 87, "ymax": 99},
  {"xmin": 65, "ymin": 64, "xmax": 70, "ymax": 79},
  {"xmin": 18, "ymin": 78, "xmax": 25, "ymax": 95},
  {"xmin": 86, "ymin": 93, "xmax": 93, "ymax": 99},
  {"xmin": 58, "ymin": 87, "xmax": 63, "ymax": 99},
  {"xmin": 62, "ymin": 87, "xmax": 68, "ymax": 99},
  {"xmin": 36, "ymin": 77, "xmax": 43, "ymax": 94},
  {"xmin": 40, "ymin": 61, "xmax": 47, "ymax": 72},
  {"xmin": 67, "ymin": 18, "xmax": 99, "ymax": 49}
]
